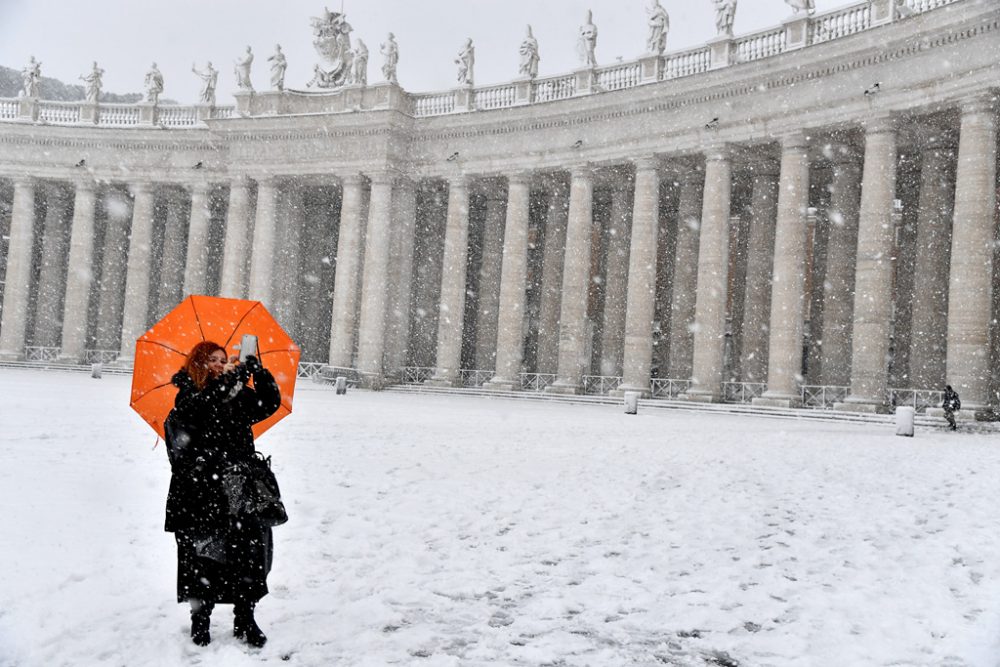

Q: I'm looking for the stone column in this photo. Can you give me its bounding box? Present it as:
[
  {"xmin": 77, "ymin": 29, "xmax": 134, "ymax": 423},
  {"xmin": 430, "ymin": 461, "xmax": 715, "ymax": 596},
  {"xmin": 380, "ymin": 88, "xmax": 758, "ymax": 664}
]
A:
[
  {"xmin": 328, "ymin": 174, "xmax": 366, "ymax": 368},
  {"xmin": 117, "ymin": 182, "xmax": 157, "ymax": 361},
  {"xmin": 58, "ymin": 180, "xmax": 99, "ymax": 361},
  {"xmin": 488, "ymin": 172, "xmax": 532, "ymax": 389},
  {"xmin": 384, "ymin": 178, "xmax": 419, "ymax": 372},
  {"xmin": 248, "ymin": 177, "xmax": 279, "ymax": 307},
  {"xmin": 944, "ymin": 96, "xmax": 998, "ymax": 415},
  {"xmin": 218, "ymin": 177, "xmax": 252, "ymax": 299},
  {"xmin": 616, "ymin": 157, "xmax": 660, "ymax": 396},
  {"xmin": 754, "ymin": 133, "xmax": 811, "ymax": 407},
  {"xmin": 0, "ymin": 178, "xmax": 37, "ymax": 359},
  {"xmin": 273, "ymin": 185, "xmax": 305, "ymax": 331},
  {"xmin": 182, "ymin": 182, "xmax": 213, "ymax": 297},
  {"xmin": 356, "ymin": 173, "xmax": 396, "ymax": 385},
  {"xmin": 536, "ymin": 179, "xmax": 569, "ymax": 375},
  {"xmin": 819, "ymin": 148, "xmax": 863, "ymax": 386},
  {"xmin": 907, "ymin": 143, "xmax": 956, "ymax": 390},
  {"xmin": 546, "ymin": 165, "xmax": 594, "ymax": 394},
  {"xmin": 683, "ymin": 148, "xmax": 731, "ymax": 401},
  {"xmin": 94, "ymin": 187, "xmax": 132, "ymax": 352},
  {"xmin": 835, "ymin": 117, "xmax": 898, "ymax": 412},
  {"xmin": 428, "ymin": 175, "xmax": 471, "ymax": 386},
  {"xmin": 155, "ymin": 188, "xmax": 189, "ymax": 319},
  {"xmin": 474, "ymin": 188, "xmax": 507, "ymax": 370},
  {"xmin": 667, "ymin": 167, "xmax": 704, "ymax": 379},
  {"xmin": 33, "ymin": 183, "xmax": 73, "ymax": 348},
  {"xmin": 599, "ymin": 178, "xmax": 633, "ymax": 378},
  {"xmin": 739, "ymin": 158, "xmax": 780, "ymax": 383}
]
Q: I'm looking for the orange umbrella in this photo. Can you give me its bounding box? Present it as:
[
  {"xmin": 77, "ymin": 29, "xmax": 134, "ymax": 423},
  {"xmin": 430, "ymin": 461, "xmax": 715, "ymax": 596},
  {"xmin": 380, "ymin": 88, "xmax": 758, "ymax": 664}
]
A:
[{"xmin": 130, "ymin": 295, "xmax": 301, "ymax": 440}]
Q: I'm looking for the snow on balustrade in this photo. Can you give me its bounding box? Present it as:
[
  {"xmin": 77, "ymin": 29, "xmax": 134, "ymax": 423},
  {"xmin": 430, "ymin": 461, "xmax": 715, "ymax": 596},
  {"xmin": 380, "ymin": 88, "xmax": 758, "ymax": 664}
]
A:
[
  {"xmin": 212, "ymin": 106, "xmax": 235, "ymax": 119},
  {"xmin": 663, "ymin": 47, "xmax": 711, "ymax": 80},
  {"xmin": 473, "ymin": 84, "xmax": 516, "ymax": 111},
  {"xmin": 906, "ymin": 0, "xmax": 958, "ymax": 12},
  {"xmin": 37, "ymin": 101, "xmax": 81, "ymax": 124},
  {"xmin": 735, "ymin": 27, "xmax": 787, "ymax": 63},
  {"xmin": 811, "ymin": 1, "xmax": 871, "ymax": 44},
  {"xmin": 533, "ymin": 75, "xmax": 576, "ymax": 103},
  {"xmin": 158, "ymin": 105, "xmax": 199, "ymax": 127},
  {"xmin": 97, "ymin": 105, "xmax": 140, "ymax": 126},
  {"xmin": 0, "ymin": 99, "xmax": 18, "ymax": 120},
  {"xmin": 596, "ymin": 61, "xmax": 641, "ymax": 92},
  {"xmin": 413, "ymin": 92, "xmax": 456, "ymax": 117}
]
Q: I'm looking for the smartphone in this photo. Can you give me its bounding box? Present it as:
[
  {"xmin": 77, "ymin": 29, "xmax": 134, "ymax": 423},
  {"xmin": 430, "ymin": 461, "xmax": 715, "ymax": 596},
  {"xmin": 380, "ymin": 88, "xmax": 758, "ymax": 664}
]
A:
[{"xmin": 238, "ymin": 334, "xmax": 258, "ymax": 362}]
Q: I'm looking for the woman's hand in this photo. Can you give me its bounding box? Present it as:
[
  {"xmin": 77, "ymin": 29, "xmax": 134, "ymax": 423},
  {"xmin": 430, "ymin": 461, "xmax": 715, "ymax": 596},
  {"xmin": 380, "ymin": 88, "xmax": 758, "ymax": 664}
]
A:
[{"xmin": 223, "ymin": 355, "xmax": 239, "ymax": 375}]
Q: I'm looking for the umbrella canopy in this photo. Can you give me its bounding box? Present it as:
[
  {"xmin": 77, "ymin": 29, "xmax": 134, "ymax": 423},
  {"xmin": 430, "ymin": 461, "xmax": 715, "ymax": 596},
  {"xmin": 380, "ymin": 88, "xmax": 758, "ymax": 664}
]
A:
[{"xmin": 130, "ymin": 295, "xmax": 301, "ymax": 440}]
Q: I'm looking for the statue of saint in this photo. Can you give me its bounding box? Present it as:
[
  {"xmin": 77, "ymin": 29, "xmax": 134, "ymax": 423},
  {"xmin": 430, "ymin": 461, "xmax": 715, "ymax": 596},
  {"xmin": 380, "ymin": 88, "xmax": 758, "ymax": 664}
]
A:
[
  {"xmin": 577, "ymin": 10, "xmax": 598, "ymax": 68},
  {"xmin": 144, "ymin": 62, "xmax": 164, "ymax": 104},
  {"xmin": 235, "ymin": 46, "xmax": 254, "ymax": 91},
  {"xmin": 785, "ymin": 0, "xmax": 816, "ymax": 15},
  {"xmin": 351, "ymin": 39, "xmax": 369, "ymax": 86},
  {"xmin": 646, "ymin": 0, "xmax": 670, "ymax": 55},
  {"xmin": 79, "ymin": 61, "xmax": 104, "ymax": 103},
  {"xmin": 518, "ymin": 25, "xmax": 540, "ymax": 79},
  {"xmin": 712, "ymin": 0, "xmax": 738, "ymax": 37},
  {"xmin": 455, "ymin": 38, "xmax": 474, "ymax": 86},
  {"xmin": 268, "ymin": 45, "xmax": 287, "ymax": 91},
  {"xmin": 21, "ymin": 56, "xmax": 41, "ymax": 98},
  {"xmin": 192, "ymin": 61, "xmax": 218, "ymax": 106},
  {"xmin": 381, "ymin": 33, "xmax": 399, "ymax": 84}
]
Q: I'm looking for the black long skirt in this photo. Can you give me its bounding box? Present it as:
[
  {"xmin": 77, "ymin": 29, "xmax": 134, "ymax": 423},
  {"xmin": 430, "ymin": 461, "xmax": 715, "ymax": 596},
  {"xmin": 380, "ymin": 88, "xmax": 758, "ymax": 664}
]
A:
[{"xmin": 175, "ymin": 518, "xmax": 272, "ymax": 604}]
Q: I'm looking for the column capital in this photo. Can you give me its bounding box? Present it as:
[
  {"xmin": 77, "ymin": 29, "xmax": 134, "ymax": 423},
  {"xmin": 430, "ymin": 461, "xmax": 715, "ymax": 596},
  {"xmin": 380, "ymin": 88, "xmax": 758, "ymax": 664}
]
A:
[
  {"xmin": 184, "ymin": 180, "xmax": 213, "ymax": 195},
  {"xmin": 448, "ymin": 173, "xmax": 472, "ymax": 189},
  {"xmin": 568, "ymin": 163, "xmax": 595, "ymax": 180},
  {"xmin": 367, "ymin": 170, "xmax": 396, "ymax": 186},
  {"xmin": 12, "ymin": 175, "xmax": 36, "ymax": 190},
  {"xmin": 959, "ymin": 93, "xmax": 998, "ymax": 117},
  {"xmin": 632, "ymin": 155, "xmax": 661, "ymax": 173},
  {"xmin": 862, "ymin": 114, "xmax": 898, "ymax": 135},
  {"xmin": 255, "ymin": 175, "xmax": 279, "ymax": 188},
  {"xmin": 228, "ymin": 174, "xmax": 252, "ymax": 189},
  {"xmin": 780, "ymin": 131, "xmax": 810, "ymax": 152},
  {"xmin": 72, "ymin": 178, "xmax": 98, "ymax": 192},
  {"xmin": 506, "ymin": 171, "xmax": 532, "ymax": 187},
  {"xmin": 703, "ymin": 144, "xmax": 731, "ymax": 163},
  {"xmin": 339, "ymin": 172, "xmax": 366, "ymax": 187},
  {"xmin": 129, "ymin": 180, "xmax": 155, "ymax": 197}
]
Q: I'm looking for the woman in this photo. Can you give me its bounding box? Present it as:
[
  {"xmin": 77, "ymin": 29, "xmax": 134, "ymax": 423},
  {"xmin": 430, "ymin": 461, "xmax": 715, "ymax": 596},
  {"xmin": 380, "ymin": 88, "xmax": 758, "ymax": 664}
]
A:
[{"xmin": 163, "ymin": 341, "xmax": 282, "ymax": 647}]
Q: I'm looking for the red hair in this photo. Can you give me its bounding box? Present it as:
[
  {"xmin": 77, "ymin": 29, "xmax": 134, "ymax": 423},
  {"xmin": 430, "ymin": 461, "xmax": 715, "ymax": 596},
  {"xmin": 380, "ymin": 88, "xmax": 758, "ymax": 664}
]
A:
[{"xmin": 183, "ymin": 341, "xmax": 226, "ymax": 390}]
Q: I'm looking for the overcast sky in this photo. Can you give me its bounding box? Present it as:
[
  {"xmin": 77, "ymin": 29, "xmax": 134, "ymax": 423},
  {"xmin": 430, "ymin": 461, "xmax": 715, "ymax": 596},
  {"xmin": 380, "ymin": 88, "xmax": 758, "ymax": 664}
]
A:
[{"xmin": 1, "ymin": 0, "xmax": 848, "ymax": 104}]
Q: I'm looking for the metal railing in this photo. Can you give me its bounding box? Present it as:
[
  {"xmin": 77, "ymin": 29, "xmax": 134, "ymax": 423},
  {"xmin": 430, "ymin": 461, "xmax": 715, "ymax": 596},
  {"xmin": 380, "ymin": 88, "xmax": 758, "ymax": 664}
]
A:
[
  {"xmin": 650, "ymin": 378, "xmax": 692, "ymax": 399},
  {"xmin": 519, "ymin": 372, "xmax": 557, "ymax": 391},
  {"xmin": 24, "ymin": 346, "xmax": 61, "ymax": 361},
  {"xmin": 459, "ymin": 368, "xmax": 495, "ymax": 388},
  {"xmin": 889, "ymin": 388, "xmax": 944, "ymax": 413},
  {"xmin": 800, "ymin": 384, "xmax": 850, "ymax": 409},
  {"xmin": 84, "ymin": 349, "xmax": 119, "ymax": 364},
  {"xmin": 296, "ymin": 362, "xmax": 326, "ymax": 380},
  {"xmin": 583, "ymin": 375, "xmax": 623, "ymax": 395},
  {"xmin": 398, "ymin": 366, "xmax": 435, "ymax": 384},
  {"xmin": 722, "ymin": 381, "xmax": 766, "ymax": 403}
]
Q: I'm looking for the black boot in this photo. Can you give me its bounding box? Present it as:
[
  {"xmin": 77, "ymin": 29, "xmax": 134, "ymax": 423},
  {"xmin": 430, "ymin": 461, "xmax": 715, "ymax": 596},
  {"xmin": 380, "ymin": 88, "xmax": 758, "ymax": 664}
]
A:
[
  {"xmin": 190, "ymin": 600, "xmax": 214, "ymax": 646},
  {"xmin": 234, "ymin": 600, "xmax": 267, "ymax": 648}
]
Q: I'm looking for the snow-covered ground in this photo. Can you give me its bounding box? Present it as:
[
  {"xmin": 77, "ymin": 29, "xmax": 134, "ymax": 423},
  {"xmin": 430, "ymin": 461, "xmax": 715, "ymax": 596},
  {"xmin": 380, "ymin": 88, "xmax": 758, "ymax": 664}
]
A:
[{"xmin": 2, "ymin": 368, "xmax": 1000, "ymax": 667}]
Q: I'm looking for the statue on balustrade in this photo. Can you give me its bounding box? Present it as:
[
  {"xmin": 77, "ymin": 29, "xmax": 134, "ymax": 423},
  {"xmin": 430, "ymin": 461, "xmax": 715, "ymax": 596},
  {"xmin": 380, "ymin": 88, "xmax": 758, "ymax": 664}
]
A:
[
  {"xmin": 785, "ymin": 0, "xmax": 816, "ymax": 15},
  {"xmin": 268, "ymin": 45, "xmax": 287, "ymax": 91},
  {"xmin": 646, "ymin": 0, "xmax": 670, "ymax": 55},
  {"xmin": 144, "ymin": 62, "xmax": 164, "ymax": 104},
  {"xmin": 79, "ymin": 61, "xmax": 104, "ymax": 103},
  {"xmin": 381, "ymin": 33, "xmax": 399, "ymax": 84},
  {"xmin": 21, "ymin": 56, "xmax": 41, "ymax": 98},
  {"xmin": 519, "ymin": 25, "xmax": 540, "ymax": 79},
  {"xmin": 192, "ymin": 62, "xmax": 218, "ymax": 106},
  {"xmin": 712, "ymin": 0, "xmax": 738, "ymax": 37},
  {"xmin": 351, "ymin": 39, "xmax": 369, "ymax": 86},
  {"xmin": 455, "ymin": 38, "xmax": 475, "ymax": 86},
  {"xmin": 577, "ymin": 10, "xmax": 598, "ymax": 68},
  {"xmin": 235, "ymin": 46, "xmax": 255, "ymax": 91},
  {"xmin": 309, "ymin": 7, "xmax": 355, "ymax": 88}
]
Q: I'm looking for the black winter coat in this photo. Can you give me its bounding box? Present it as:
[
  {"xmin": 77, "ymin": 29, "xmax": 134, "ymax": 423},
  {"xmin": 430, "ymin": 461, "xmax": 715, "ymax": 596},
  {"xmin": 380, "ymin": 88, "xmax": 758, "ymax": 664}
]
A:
[{"xmin": 164, "ymin": 364, "xmax": 282, "ymax": 534}]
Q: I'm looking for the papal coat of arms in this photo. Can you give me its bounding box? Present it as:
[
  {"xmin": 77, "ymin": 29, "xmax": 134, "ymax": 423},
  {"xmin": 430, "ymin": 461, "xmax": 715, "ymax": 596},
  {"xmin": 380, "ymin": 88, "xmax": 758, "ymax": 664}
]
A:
[{"xmin": 308, "ymin": 7, "xmax": 353, "ymax": 88}]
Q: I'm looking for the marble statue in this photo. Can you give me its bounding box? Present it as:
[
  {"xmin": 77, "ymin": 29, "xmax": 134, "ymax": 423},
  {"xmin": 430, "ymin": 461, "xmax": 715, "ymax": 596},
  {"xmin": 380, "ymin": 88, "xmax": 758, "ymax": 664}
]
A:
[
  {"xmin": 235, "ymin": 46, "xmax": 254, "ymax": 91},
  {"xmin": 381, "ymin": 33, "xmax": 399, "ymax": 84},
  {"xmin": 268, "ymin": 45, "xmax": 287, "ymax": 91},
  {"xmin": 309, "ymin": 8, "xmax": 354, "ymax": 88},
  {"xmin": 192, "ymin": 61, "xmax": 218, "ymax": 105},
  {"xmin": 455, "ymin": 38, "xmax": 475, "ymax": 86},
  {"xmin": 712, "ymin": 0, "xmax": 738, "ymax": 37},
  {"xmin": 577, "ymin": 10, "xmax": 598, "ymax": 68},
  {"xmin": 785, "ymin": 0, "xmax": 816, "ymax": 15},
  {"xmin": 79, "ymin": 61, "xmax": 103, "ymax": 103},
  {"xmin": 646, "ymin": 0, "xmax": 670, "ymax": 55},
  {"xmin": 21, "ymin": 56, "xmax": 41, "ymax": 98},
  {"xmin": 144, "ymin": 62, "xmax": 164, "ymax": 104},
  {"xmin": 351, "ymin": 39, "xmax": 369, "ymax": 85},
  {"xmin": 519, "ymin": 25, "xmax": 540, "ymax": 79}
]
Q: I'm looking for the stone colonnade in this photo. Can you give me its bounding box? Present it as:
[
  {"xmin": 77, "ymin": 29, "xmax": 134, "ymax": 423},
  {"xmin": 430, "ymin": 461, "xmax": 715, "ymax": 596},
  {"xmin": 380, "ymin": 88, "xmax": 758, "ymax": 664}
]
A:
[{"xmin": 0, "ymin": 97, "xmax": 998, "ymax": 414}]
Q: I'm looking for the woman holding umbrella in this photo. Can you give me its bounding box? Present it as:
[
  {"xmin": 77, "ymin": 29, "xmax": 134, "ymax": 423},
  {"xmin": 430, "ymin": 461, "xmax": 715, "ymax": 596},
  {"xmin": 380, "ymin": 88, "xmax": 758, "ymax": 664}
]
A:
[{"xmin": 163, "ymin": 340, "xmax": 282, "ymax": 648}]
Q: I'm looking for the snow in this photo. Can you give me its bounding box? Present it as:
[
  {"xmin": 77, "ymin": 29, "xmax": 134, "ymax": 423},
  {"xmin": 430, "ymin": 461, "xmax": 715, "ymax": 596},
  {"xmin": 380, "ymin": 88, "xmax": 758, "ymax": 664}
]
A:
[{"xmin": 2, "ymin": 368, "xmax": 1000, "ymax": 666}]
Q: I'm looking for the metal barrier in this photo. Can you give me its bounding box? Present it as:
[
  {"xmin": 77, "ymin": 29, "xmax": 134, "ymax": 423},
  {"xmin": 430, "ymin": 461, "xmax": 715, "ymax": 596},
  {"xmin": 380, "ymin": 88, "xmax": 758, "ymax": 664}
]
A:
[
  {"xmin": 296, "ymin": 362, "xmax": 327, "ymax": 380},
  {"xmin": 398, "ymin": 366, "xmax": 435, "ymax": 384},
  {"xmin": 459, "ymin": 369, "xmax": 495, "ymax": 388},
  {"xmin": 24, "ymin": 346, "xmax": 61, "ymax": 361},
  {"xmin": 519, "ymin": 372, "xmax": 557, "ymax": 392},
  {"xmin": 889, "ymin": 388, "xmax": 943, "ymax": 413},
  {"xmin": 650, "ymin": 378, "xmax": 691, "ymax": 399},
  {"xmin": 800, "ymin": 385, "xmax": 850, "ymax": 409},
  {"xmin": 722, "ymin": 381, "xmax": 766, "ymax": 403},
  {"xmin": 583, "ymin": 375, "xmax": 623, "ymax": 395}
]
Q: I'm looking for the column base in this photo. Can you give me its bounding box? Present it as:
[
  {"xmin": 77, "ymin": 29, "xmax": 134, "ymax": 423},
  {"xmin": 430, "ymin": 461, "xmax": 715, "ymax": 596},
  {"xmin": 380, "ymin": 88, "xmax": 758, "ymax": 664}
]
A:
[
  {"xmin": 833, "ymin": 397, "xmax": 890, "ymax": 414},
  {"xmin": 543, "ymin": 380, "xmax": 583, "ymax": 395},
  {"xmin": 609, "ymin": 384, "xmax": 651, "ymax": 399},
  {"xmin": 484, "ymin": 377, "xmax": 518, "ymax": 391},
  {"xmin": 359, "ymin": 373, "xmax": 385, "ymax": 390},
  {"xmin": 678, "ymin": 389, "xmax": 722, "ymax": 403},
  {"xmin": 752, "ymin": 391, "xmax": 802, "ymax": 409},
  {"xmin": 0, "ymin": 351, "xmax": 25, "ymax": 361},
  {"xmin": 425, "ymin": 375, "xmax": 460, "ymax": 388}
]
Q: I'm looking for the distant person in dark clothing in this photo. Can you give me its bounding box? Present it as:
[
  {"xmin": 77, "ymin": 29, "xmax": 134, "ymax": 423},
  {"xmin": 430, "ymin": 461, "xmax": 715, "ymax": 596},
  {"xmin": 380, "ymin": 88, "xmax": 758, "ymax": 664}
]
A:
[
  {"xmin": 164, "ymin": 341, "xmax": 281, "ymax": 647},
  {"xmin": 942, "ymin": 385, "xmax": 961, "ymax": 431}
]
